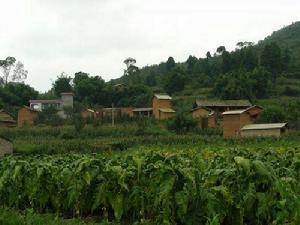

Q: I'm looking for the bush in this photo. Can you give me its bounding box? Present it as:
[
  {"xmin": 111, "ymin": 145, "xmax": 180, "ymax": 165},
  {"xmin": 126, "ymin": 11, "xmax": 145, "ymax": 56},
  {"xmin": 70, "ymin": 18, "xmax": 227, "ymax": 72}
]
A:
[
  {"xmin": 257, "ymin": 107, "xmax": 286, "ymax": 123},
  {"xmin": 167, "ymin": 112, "xmax": 197, "ymax": 134},
  {"xmin": 73, "ymin": 114, "xmax": 85, "ymax": 132}
]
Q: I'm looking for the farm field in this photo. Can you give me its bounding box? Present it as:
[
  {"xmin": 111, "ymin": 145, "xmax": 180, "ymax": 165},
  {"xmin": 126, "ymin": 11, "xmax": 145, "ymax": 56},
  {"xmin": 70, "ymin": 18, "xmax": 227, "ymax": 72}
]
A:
[{"xmin": 0, "ymin": 126, "xmax": 299, "ymax": 224}]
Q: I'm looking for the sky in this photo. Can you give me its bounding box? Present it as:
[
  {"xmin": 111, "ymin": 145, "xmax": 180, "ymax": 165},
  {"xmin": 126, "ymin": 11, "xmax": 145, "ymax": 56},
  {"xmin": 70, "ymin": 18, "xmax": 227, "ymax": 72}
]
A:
[{"xmin": 0, "ymin": 0, "xmax": 299, "ymax": 92}]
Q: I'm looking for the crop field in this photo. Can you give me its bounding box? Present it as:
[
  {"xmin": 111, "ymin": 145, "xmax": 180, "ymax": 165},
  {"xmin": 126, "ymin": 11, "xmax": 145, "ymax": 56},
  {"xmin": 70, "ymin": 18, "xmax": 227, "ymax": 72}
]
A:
[{"xmin": 0, "ymin": 126, "xmax": 299, "ymax": 225}]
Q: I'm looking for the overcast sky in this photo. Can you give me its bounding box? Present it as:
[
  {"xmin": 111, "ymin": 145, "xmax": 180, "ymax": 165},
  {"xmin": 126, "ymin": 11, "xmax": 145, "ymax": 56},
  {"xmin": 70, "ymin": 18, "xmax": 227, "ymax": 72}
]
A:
[{"xmin": 0, "ymin": 0, "xmax": 299, "ymax": 92}]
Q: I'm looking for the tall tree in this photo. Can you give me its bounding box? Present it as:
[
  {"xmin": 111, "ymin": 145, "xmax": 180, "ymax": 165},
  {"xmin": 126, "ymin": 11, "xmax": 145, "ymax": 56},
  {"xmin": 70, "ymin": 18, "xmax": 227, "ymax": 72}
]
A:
[
  {"xmin": 206, "ymin": 51, "xmax": 212, "ymax": 59},
  {"xmin": 166, "ymin": 57, "xmax": 176, "ymax": 71},
  {"xmin": 260, "ymin": 42, "xmax": 281, "ymax": 81},
  {"xmin": 281, "ymin": 48, "xmax": 291, "ymax": 71},
  {"xmin": 0, "ymin": 57, "xmax": 28, "ymax": 85},
  {"xmin": 53, "ymin": 73, "xmax": 73, "ymax": 96},
  {"xmin": 163, "ymin": 66, "xmax": 186, "ymax": 94},
  {"xmin": 216, "ymin": 46, "xmax": 226, "ymax": 55},
  {"xmin": 186, "ymin": 55, "xmax": 198, "ymax": 72}
]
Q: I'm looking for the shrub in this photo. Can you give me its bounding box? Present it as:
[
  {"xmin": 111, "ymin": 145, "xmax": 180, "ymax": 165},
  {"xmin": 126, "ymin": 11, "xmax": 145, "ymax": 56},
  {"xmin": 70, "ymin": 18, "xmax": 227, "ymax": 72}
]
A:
[
  {"xmin": 73, "ymin": 114, "xmax": 85, "ymax": 132},
  {"xmin": 167, "ymin": 112, "xmax": 197, "ymax": 134},
  {"xmin": 257, "ymin": 107, "xmax": 286, "ymax": 123}
]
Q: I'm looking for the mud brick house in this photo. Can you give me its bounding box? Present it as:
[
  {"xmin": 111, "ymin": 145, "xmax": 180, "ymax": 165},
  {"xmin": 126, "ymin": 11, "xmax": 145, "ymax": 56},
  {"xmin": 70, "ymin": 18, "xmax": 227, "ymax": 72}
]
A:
[
  {"xmin": 221, "ymin": 105, "xmax": 263, "ymax": 137},
  {"xmin": 152, "ymin": 94, "xmax": 176, "ymax": 120},
  {"xmin": 193, "ymin": 99, "xmax": 252, "ymax": 117},
  {"xmin": 240, "ymin": 123, "xmax": 288, "ymax": 137},
  {"xmin": 120, "ymin": 107, "xmax": 134, "ymax": 117},
  {"xmin": 18, "ymin": 106, "xmax": 38, "ymax": 127},
  {"xmin": 0, "ymin": 137, "xmax": 13, "ymax": 156},
  {"xmin": 191, "ymin": 106, "xmax": 217, "ymax": 128},
  {"xmin": 0, "ymin": 110, "xmax": 16, "ymax": 127},
  {"xmin": 81, "ymin": 109, "xmax": 96, "ymax": 119}
]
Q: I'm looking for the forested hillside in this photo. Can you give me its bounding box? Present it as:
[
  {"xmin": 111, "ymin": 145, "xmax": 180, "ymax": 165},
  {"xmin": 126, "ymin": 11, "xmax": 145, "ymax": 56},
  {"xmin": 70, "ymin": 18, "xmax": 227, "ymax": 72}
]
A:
[{"xmin": 112, "ymin": 21, "xmax": 300, "ymax": 100}]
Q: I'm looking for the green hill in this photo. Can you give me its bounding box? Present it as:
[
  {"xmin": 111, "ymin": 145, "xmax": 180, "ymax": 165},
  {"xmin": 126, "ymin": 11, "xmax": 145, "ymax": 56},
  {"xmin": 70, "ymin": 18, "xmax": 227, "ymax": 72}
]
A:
[{"xmin": 259, "ymin": 21, "xmax": 300, "ymax": 71}]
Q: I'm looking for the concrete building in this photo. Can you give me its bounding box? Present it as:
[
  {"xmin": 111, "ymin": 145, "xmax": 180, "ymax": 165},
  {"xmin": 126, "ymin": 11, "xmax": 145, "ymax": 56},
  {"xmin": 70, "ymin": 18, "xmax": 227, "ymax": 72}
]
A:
[
  {"xmin": 240, "ymin": 123, "xmax": 288, "ymax": 137},
  {"xmin": 0, "ymin": 137, "xmax": 13, "ymax": 156},
  {"xmin": 17, "ymin": 106, "xmax": 38, "ymax": 127},
  {"xmin": 221, "ymin": 106, "xmax": 263, "ymax": 137},
  {"xmin": 152, "ymin": 94, "xmax": 176, "ymax": 120},
  {"xmin": 29, "ymin": 93, "xmax": 73, "ymax": 111},
  {"xmin": 0, "ymin": 110, "xmax": 16, "ymax": 127}
]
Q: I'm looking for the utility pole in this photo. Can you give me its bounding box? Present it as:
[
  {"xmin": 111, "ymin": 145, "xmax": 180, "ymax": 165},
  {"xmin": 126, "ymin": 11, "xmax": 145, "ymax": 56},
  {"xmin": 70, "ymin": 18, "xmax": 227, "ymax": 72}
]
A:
[{"xmin": 111, "ymin": 103, "xmax": 115, "ymax": 126}]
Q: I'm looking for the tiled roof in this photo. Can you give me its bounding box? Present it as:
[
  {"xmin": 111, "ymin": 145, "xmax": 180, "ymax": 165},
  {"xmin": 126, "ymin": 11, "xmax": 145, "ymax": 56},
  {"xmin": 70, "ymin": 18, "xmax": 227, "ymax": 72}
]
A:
[
  {"xmin": 195, "ymin": 99, "xmax": 252, "ymax": 107},
  {"xmin": 222, "ymin": 109, "xmax": 246, "ymax": 115},
  {"xmin": 154, "ymin": 94, "xmax": 172, "ymax": 100},
  {"xmin": 29, "ymin": 99, "xmax": 63, "ymax": 104},
  {"xmin": 23, "ymin": 106, "xmax": 39, "ymax": 112},
  {"xmin": 241, "ymin": 123, "xmax": 288, "ymax": 131},
  {"xmin": 0, "ymin": 110, "xmax": 14, "ymax": 122},
  {"xmin": 191, "ymin": 106, "xmax": 213, "ymax": 112},
  {"xmin": 159, "ymin": 108, "xmax": 176, "ymax": 113},
  {"xmin": 222, "ymin": 105, "xmax": 263, "ymax": 115},
  {"xmin": 132, "ymin": 108, "xmax": 153, "ymax": 112}
]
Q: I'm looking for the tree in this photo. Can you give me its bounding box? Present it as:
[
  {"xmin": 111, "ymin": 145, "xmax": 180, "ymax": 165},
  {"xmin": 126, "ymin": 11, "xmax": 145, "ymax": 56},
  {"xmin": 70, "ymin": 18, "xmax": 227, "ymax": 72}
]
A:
[
  {"xmin": 167, "ymin": 112, "xmax": 197, "ymax": 134},
  {"xmin": 163, "ymin": 66, "xmax": 186, "ymax": 94},
  {"xmin": 236, "ymin": 41, "xmax": 254, "ymax": 49},
  {"xmin": 166, "ymin": 57, "xmax": 175, "ymax": 71},
  {"xmin": 260, "ymin": 42, "xmax": 281, "ymax": 81},
  {"xmin": 0, "ymin": 82, "xmax": 38, "ymax": 106},
  {"xmin": 123, "ymin": 57, "xmax": 138, "ymax": 76},
  {"xmin": 53, "ymin": 73, "xmax": 73, "ymax": 96},
  {"xmin": 186, "ymin": 55, "xmax": 198, "ymax": 72},
  {"xmin": 281, "ymin": 48, "xmax": 291, "ymax": 71},
  {"xmin": 221, "ymin": 51, "xmax": 232, "ymax": 73},
  {"xmin": 123, "ymin": 57, "xmax": 136, "ymax": 69},
  {"xmin": 0, "ymin": 57, "xmax": 28, "ymax": 85},
  {"xmin": 73, "ymin": 72, "xmax": 105, "ymax": 105},
  {"xmin": 206, "ymin": 51, "xmax": 212, "ymax": 59},
  {"xmin": 216, "ymin": 46, "xmax": 226, "ymax": 55}
]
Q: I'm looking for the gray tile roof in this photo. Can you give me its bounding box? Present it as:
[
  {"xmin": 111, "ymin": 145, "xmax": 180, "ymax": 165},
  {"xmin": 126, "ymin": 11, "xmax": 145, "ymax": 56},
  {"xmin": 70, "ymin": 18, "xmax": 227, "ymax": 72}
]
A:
[
  {"xmin": 241, "ymin": 123, "xmax": 288, "ymax": 131},
  {"xmin": 195, "ymin": 99, "xmax": 252, "ymax": 107}
]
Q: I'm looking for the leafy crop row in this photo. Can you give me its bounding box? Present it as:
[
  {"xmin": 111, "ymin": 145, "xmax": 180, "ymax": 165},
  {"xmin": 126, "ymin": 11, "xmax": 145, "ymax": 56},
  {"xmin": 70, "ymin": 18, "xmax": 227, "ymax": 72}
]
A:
[{"xmin": 0, "ymin": 146, "xmax": 299, "ymax": 225}]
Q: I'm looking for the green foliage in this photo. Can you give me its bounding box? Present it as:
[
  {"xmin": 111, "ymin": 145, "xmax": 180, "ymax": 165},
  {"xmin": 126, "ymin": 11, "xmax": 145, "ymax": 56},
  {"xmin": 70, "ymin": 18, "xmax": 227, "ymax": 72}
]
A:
[
  {"xmin": 261, "ymin": 42, "xmax": 282, "ymax": 80},
  {"xmin": 0, "ymin": 143, "xmax": 298, "ymax": 224},
  {"xmin": 53, "ymin": 73, "xmax": 73, "ymax": 97},
  {"xmin": 37, "ymin": 106, "xmax": 64, "ymax": 126},
  {"xmin": 167, "ymin": 112, "xmax": 197, "ymax": 134},
  {"xmin": 213, "ymin": 67, "xmax": 272, "ymax": 100},
  {"xmin": 73, "ymin": 114, "xmax": 85, "ymax": 132},
  {"xmin": 163, "ymin": 66, "xmax": 186, "ymax": 94},
  {"xmin": 0, "ymin": 82, "xmax": 38, "ymax": 117},
  {"xmin": 257, "ymin": 107, "xmax": 286, "ymax": 123}
]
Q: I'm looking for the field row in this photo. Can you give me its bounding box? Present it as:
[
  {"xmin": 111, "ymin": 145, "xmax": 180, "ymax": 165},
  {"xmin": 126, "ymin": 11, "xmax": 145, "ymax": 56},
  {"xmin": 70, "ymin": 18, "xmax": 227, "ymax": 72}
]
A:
[{"xmin": 0, "ymin": 145, "xmax": 299, "ymax": 225}]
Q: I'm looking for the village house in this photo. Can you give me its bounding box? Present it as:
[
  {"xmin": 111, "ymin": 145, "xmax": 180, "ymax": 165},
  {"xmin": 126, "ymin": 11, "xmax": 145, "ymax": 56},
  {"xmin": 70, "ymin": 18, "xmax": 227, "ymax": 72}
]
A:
[
  {"xmin": 152, "ymin": 94, "xmax": 176, "ymax": 120},
  {"xmin": 0, "ymin": 137, "xmax": 13, "ymax": 156},
  {"xmin": 18, "ymin": 106, "xmax": 38, "ymax": 127},
  {"xmin": 30, "ymin": 92, "xmax": 74, "ymax": 111},
  {"xmin": 191, "ymin": 106, "xmax": 217, "ymax": 128},
  {"xmin": 81, "ymin": 109, "xmax": 96, "ymax": 119},
  {"xmin": 120, "ymin": 107, "xmax": 134, "ymax": 117},
  {"xmin": 132, "ymin": 108, "xmax": 153, "ymax": 117},
  {"xmin": 240, "ymin": 123, "xmax": 288, "ymax": 137},
  {"xmin": 193, "ymin": 99, "xmax": 252, "ymax": 117},
  {"xmin": 221, "ymin": 105, "xmax": 263, "ymax": 137},
  {"xmin": 0, "ymin": 110, "xmax": 16, "ymax": 127}
]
